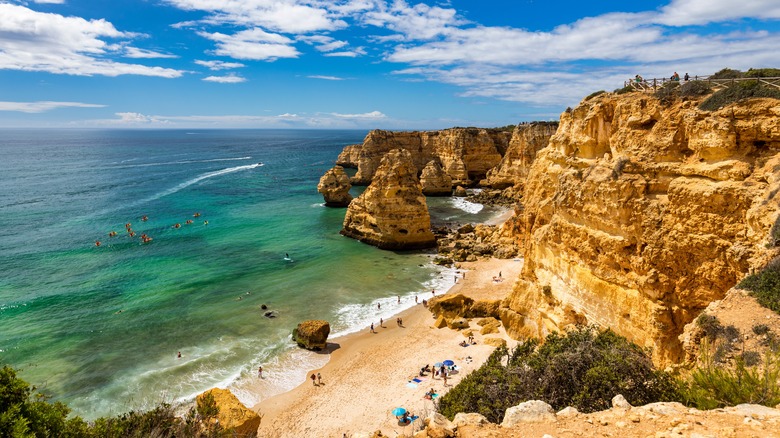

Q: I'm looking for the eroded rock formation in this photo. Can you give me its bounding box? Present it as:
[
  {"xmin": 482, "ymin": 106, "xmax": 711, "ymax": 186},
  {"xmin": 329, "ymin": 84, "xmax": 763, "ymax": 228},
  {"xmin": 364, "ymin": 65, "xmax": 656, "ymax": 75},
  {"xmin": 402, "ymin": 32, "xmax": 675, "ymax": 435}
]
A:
[
  {"xmin": 292, "ymin": 319, "xmax": 330, "ymax": 350},
  {"xmin": 500, "ymin": 94, "xmax": 780, "ymax": 364},
  {"xmin": 196, "ymin": 388, "xmax": 262, "ymax": 435},
  {"xmin": 336, "ymin": 144, "xmax": 361, "ymax": 168},
  {"xmin": 341, "ymin": 149, "xmax": 436, "ymax": 250},
  {"xmin": 485, "ymin": 122, "xmax": 559, "ymax": 190},
  {"xmin": 347, "ymin": 128, "xmax": 510, "ymax": 185},
  {"xmin": 317, "ymin": 165, "xmax": 353, "ymax": 207},
  {"xmin": 420, "ymin": 160, "xmax": 453, "ymax": 196}
]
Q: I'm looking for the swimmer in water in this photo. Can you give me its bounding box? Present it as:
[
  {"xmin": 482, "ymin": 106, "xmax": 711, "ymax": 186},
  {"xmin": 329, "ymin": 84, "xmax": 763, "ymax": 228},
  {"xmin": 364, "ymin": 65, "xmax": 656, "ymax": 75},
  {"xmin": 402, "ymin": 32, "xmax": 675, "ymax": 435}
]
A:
[
  {"xmin": 203, "ymin": 220, "xmax": 209, "ymax": 225},
  {"xmin": 141, "ymin": 215, "xmax": 148, "ymax": 222},
  {"xmin": 108, "ymin": 231, "xmax": 117, "ymax": 237},
  {"xmin": 185, "ymin": 219, "xmax": 193, "ymax": 224},
  {"xmin": 194, "ymin": 212, "xmax": 201, "ymax": 217},
  {"xmin": 95, "ymin": 240, "xmax": 101, "ymax": 247},
  {"xmin": 174, "ymin": 223, "xmax": 181, "ymax": 229},
  {"xmin": 125, "ymin": 223, "xmax": 131, "ymax": 229}
]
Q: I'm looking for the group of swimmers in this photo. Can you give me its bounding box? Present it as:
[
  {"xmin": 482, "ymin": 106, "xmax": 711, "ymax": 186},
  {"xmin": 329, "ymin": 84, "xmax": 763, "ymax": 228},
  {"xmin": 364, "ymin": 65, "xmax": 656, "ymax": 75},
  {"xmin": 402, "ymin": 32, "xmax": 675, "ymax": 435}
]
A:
[{"xmin": 95, "ymin": 212, "xmax": 206, "ymax": 247}]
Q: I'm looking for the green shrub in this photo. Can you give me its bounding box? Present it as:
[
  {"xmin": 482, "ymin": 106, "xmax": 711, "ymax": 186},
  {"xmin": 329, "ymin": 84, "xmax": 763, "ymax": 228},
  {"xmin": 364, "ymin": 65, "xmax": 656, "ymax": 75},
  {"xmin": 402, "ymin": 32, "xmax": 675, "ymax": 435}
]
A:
[
  {"xmin": 737, "ymin": 256, "xmax": 780, "ymax": 314},
  {"xmin": 437, "ymin": 326, "xmax": 681, "ymax": 422},
  {"xmin": 197, "ymin": 392, "xmax": 219, "ymax": 420},
  {"xmin": 614, "ymin": 86, "xmax": 636, "ymax": 95},
  {"xmin": 745, "ymin": 68, "xmax": 780, "ymax": 78},
  {"xmin": 771, "ymin": 215, "xmax": 780, "ymax": 246},
  {"xmin": 0, "ymin": 364, "xmax": 226, "ymax": 438},
  {"xmin": 753, "ymin": 324, "xmax": 771, "ymax": 336},
  {"xmin": 696, "ymin": 314, "xmax": 724, "ymax": 341},
  {"xmin": 585, "ymin": 90, "xmax": 606, "ymax": 101},
  {"xmin": 682, "ymin": 341, "xmax": 780, "ymax": 409},
  {"xmin": 654, "ymin": 81, "xmax": 680, "ymax": 105},
  {"xmin": 710, "ymin": 68, "xmax": 743, "ymax": 79},
  {"xmin": 699, "ymin": 81, "xmax": 780, "ymax": 111},
  {"xmin": 679, "ymin": 80, "xmax": 712, "ymax": 97}
]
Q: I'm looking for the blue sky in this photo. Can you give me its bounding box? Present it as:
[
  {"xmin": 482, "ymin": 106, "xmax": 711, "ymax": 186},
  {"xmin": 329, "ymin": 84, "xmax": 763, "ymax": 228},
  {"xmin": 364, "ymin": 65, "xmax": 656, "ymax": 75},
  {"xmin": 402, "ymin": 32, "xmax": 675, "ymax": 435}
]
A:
[{"xmin": 0, "ymin": 0, "xmax": 778, "ymax": 129}]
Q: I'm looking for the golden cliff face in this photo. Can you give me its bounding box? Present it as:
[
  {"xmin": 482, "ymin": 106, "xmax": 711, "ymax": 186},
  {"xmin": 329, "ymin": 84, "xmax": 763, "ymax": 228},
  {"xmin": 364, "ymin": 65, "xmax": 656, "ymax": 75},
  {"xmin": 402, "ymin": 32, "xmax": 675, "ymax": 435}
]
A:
[
  {"xmin": 350, "ymin": 128, "xmax": 510, "ymax": 185},
  {"xmin": 486, "ymin": 122, "xmax": 559, "ymax": 189},
  {"xmin": 500, "ymin": 94, "xmax": 780, "ymax": 364},
  {"xmin": 341, "ymin": 149, "xmax": 436, "ymax": 250}
]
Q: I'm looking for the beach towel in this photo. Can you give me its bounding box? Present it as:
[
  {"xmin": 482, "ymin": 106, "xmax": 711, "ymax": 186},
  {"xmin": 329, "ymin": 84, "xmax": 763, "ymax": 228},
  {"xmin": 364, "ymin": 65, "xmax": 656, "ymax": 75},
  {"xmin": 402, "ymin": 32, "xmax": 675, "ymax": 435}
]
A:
[
  {"xmin": 406, "ymin": 382, "xmax": 418, "ymax": 388},
  {"xmin": 412, "ymin": 378, "xmax": 422, "ymax": 383}
]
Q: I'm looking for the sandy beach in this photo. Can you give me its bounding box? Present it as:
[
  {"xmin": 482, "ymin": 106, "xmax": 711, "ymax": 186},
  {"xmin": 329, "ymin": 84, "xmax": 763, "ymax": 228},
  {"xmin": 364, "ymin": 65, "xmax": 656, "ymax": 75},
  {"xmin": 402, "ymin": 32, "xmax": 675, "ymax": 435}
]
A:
[{"xmin": 252, "ymin": 256, "xmax": 523, "ymax": 437}]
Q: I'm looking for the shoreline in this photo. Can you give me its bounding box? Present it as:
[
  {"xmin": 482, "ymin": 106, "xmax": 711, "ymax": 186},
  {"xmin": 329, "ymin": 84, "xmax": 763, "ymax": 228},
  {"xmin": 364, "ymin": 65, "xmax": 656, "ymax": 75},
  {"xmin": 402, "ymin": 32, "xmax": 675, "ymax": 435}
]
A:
[{"xmin": 250, "ymin": 256, "xmax": 523, "ymax": 437}]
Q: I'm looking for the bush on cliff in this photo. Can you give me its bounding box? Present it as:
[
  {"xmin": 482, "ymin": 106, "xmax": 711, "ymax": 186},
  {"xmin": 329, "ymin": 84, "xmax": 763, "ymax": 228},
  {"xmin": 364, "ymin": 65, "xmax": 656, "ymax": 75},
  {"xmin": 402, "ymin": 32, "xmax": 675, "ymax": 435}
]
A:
[
  {"xmin": 699, "ymin": 80, "xmax": 780, "ymax": 111},
  {"xmin": 738, "ymin": 256, "xmax": 780, "ymax": 314},
  {"xmin": 710, "ymin": 68, "xmax": 743, "ymax": 79},
  {"xmin": 437, "ymin": 326, "xmax": 681, "ymax": 422},
  {"xmin": 0, "ymin": 364, "xmax": 226, "ymax": 438}
]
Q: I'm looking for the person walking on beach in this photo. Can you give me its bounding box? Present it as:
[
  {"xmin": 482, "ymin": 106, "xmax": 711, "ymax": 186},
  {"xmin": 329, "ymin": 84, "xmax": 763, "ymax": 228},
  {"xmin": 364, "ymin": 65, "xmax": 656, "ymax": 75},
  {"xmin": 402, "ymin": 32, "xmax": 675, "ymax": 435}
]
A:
[
  {"xmin": 380, "ymin": 318, "xmax": 384, "ymax": 328},
  {"xmin": 397, "ymin": 295, "xmax": 400, "ymax": 304},
  {"xmin": 317, "ymin": 372, "xmax": 322, "ymax": 385},
  {"xmin": 443, "ymin": 372, "xmax": 448, "ymax": 386},
  {"xmin": 311, "ymin": 373, "xmax": 317, "ymax": 386},
  {"xmin": 377, "ymin": 302, "xmax": 381, "ymax": 310},
  {"xmin": 370, "ymin": 323, "xmax": 375, "ymax": 333},
  {"xmin": 258, "ymin": 366, "xmax": 263, "ymax": 378},
  {"xmin": 415, "ymin": 295, "xmax": 418, "ymax": 304}
]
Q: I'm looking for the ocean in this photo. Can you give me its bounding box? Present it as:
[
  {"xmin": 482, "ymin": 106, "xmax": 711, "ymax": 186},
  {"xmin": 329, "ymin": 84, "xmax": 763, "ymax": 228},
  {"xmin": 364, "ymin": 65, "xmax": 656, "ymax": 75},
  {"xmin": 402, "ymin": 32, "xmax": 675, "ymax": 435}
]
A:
[{"xmin": 0, "ymin": 129, "xmax": 505, "ymax": 419}]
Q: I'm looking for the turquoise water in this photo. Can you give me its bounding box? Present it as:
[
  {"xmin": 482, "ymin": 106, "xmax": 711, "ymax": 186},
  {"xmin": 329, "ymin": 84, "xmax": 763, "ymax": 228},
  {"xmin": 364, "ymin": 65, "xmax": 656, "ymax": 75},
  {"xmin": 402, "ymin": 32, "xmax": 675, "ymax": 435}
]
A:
[{"xmin": 0, "ymin": 129, "xmax": 504, "ymax": 418}]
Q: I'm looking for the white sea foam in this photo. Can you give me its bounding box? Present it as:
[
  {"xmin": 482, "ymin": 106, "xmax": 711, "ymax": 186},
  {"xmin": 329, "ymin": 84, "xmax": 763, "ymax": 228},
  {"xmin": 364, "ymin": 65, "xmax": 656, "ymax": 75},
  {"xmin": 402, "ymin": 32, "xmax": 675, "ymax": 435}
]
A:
[
  {"xmin": 451, "ymin": 197, "xmax": 484, "ymax": 214},
  {"xmin": 146, "ymin": 163, "xmax": 261, "ymax": 202}
]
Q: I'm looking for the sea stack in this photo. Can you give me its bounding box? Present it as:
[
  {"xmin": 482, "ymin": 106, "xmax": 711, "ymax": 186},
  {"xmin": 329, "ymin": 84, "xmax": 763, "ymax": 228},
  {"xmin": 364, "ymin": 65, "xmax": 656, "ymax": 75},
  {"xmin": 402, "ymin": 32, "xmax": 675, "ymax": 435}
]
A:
[
  {"xmin": 341, "ymin": 149, "xmax": 436, "ymax": 250},
  {"xmin": 420, "ymin": 160, "xmax": 453, "ymax": 196},
  {"xmin": 317, "ymin": 165, "xmax": 353, "ymax": 207}
]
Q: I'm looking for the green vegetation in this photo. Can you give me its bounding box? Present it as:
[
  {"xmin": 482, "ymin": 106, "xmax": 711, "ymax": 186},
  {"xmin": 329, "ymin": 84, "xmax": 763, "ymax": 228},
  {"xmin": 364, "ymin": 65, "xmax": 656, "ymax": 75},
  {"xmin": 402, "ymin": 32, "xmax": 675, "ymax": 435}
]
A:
[
  {"xmin": 437, "ymin": 326, "xmax": 681, "ymax": 422},
  {"xmin": 584, "ymin": 90, "xmax": 606, "ymax": 101},
  {"xmin": 653, "ymin": 81, "xmax": 680, "ymax": 105},
  {"xmin": 737, "ymin": 257, "xmax": 780, "ymax": 314},
  {"xmin": 0, "ymin": 365, "xmax": 227, "ymax": 438},
  {"xmin": 681, "ymin": 341, "xmax": 780, "ymax": 409},
  {"xmin": 710, "ymin": 68, "xmax": 743, "ymax": 79},
  {"xmin": 679, "ymin": 80, "xmax": 712, "ymax": 97},
  {"xmin": 745, "ymin": 68, "xmax": 780, "ymax": 78},
  {"xmin": 613, "ymin": 85, "xmax": 636, "ymax": 95},
  {"xmin": 699, "ymin": 81, "xmax": 780, "ymax": 111}
]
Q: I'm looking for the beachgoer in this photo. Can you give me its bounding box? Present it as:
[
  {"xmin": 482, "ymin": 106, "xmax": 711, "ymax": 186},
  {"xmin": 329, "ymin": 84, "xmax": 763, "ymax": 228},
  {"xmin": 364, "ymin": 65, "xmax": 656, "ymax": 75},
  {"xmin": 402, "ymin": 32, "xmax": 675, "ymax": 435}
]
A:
[
  {"xmin": 141, "ymin": 215, "xmax": 148, "ymax": 222},
  {"xmin": 174, "ymin": 223, "xmax": 181, "ymax": 229},
  {"xmin": 258, "ymin": 366, "xmax": 263, "ymax": 378},
  {"xmin": 286, "ymin": 253, "xmax": 289, "ymax": 258},
  {"xmin": 499, "ymin": 271, "xmax": 502, "ymax": 278},
  {"xmin": 261, "ymin": 304, "xmax": 268, "ymax": 310},
  {"xmin": 431, "ymin": 289, "xmax": 435, "ymax": 296},
  {"xmin": 311, "ymin": 373, "xmax": 317, "ymax": 386},
  {"xmin": 397, "ymin": 295, "xmax": 400, "ymax": 304},
  {"xmin": 204, "ymin": 220, "xmax": 209, "ymax": 225},
  {"xmin": 380, "ymin": 318, "xmax": 384, "ymax": 327},
  {"xmin": 177, "ymin": 351, "xmax": 181, "ymax": 358},
  {"xmin": 635, "ymin": 74, "xmax": 643, "ymax": 83},
  {"xmin": 377, "ymin": 302, "xmax": 381, "ymax": 310},
  {"xmin": 95, "ymin": 240, "xmax": 101, "ymax": 247},
  {"xmin": 443, "ymin": 373, "xmax": 448, "ymax": 386},
  {"xmin": 317, "ymin": 372, "xmax": 322, "ymax": 384},
  {"xmin": 194, "ymin": 212, "xmax": 201, "ymax": 218},
  {"xmin": 370, "ymin": 323, "xmax": 375, "ymax": 333},
  {"xmin": 415, "ymin": 295, "xmax": 418, "ymax": 304},
  {"xmin": 671, "ymin": 71, "xmax": 680, "ymax": 81}
]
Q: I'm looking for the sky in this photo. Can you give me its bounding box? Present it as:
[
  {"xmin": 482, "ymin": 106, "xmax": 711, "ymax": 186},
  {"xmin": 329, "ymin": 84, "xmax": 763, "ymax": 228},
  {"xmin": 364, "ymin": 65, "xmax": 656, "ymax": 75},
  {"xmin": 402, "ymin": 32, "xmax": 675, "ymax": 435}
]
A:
[{"xmin": 0, "ymin": 0, "xmax": 778, "ymax": 129}]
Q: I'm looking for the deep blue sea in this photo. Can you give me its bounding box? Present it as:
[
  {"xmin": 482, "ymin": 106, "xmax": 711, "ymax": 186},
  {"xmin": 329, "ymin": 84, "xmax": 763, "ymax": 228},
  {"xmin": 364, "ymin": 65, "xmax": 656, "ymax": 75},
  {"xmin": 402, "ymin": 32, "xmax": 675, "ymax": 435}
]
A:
[{"xmin": 0, "ymin": 129, "xmax": 504, "ymax": 418}]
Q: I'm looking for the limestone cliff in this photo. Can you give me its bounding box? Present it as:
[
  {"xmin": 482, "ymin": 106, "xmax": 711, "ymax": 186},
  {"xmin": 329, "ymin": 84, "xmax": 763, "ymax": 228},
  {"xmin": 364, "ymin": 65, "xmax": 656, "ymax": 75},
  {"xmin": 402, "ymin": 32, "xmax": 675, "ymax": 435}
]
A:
[
  {"xmin": 348, "ymin": 128, "xmax": 510, "ymax": 185},
  {"xmin": 336, "ymin": 144, "xmax": 361, "ymax": 168},
  {"xmin": 420, "ymin": 160, "xmax": 453, "ymax": 196},
  {"xmin": 317, "ymin": 165, "xmax": 353, "ymax": 207},
  {"xmin": 500, "ymin": 94, "xmax": 780, "ymax": 365},
  {"xmin": 341, "ymin": 149, "xmax": 436, "ymax": 250},
  {"xmin": 485, "ymin": 122, "xmax": 559, "ymax": 190}
]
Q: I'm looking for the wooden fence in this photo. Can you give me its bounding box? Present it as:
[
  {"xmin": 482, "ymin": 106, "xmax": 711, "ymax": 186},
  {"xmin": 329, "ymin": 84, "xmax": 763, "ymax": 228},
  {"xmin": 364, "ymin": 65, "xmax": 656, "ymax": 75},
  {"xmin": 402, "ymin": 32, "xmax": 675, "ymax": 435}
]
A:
[{"xmin": 623, "ymin": 75, "xmax": 780, "ymax": 92}]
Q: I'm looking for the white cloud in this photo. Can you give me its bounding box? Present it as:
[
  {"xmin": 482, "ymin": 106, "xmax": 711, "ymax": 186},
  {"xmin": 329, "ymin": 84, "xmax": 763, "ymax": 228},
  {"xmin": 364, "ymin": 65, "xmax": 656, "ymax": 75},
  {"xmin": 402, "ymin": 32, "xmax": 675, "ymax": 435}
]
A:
[
  {"xmin": 32, "ymin": 0, "xmax": 66, "ymax": 3},
  {"xmin": 324, "ymin": 47, "xmax": 366, "ymax": 57},
  {"xmin": 195, "ymin": 60, "xmax": 246, "ymax": 70},
  {"xmin": 658, "ymin": 0, "xmax": 780, "ymax": 26},
  {"xmin": 0, "ymin": 4, "xmax": 183, "ymax": 77},
  {"xmin": 199, "ymin": 28, "xmax": 299, "ymax": 60},
  {"xmin": 330, "ymin": 110, "xmax": 386, "ymax": 119},
  {"xmin": 115, "ymin": 112, "xmax": 169, "ymax": 124},
  {"xmin": 0, "ymin": 101, "xmax": 105, "ymax": 113},
  {"xmin": 166, "ymin": 0, "xmax": 346, "ymax": 33},
  {"xmin": 124, "ymin": 47, "xmax": 178, "ymax": 59},
  {"xmin": 308, "ymin": 75, "xmax": 345, "ymax": 80},
  {"xmin": 362, "ymin": 1, "xmax": 465, "ymax": 41},
  {"xmin": 203, "ymin": 73, "xmax": 246, "ymax": 83}
]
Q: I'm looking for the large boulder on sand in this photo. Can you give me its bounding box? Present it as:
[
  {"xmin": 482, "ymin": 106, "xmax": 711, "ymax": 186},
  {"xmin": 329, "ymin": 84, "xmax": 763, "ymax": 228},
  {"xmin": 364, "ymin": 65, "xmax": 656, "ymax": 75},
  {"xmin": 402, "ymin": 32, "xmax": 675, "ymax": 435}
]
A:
[
  {"xmin": 317, "ymin": 165, "xmax": 353, "ymax": 207},
  {"xmin": 197, "ymin": 388, "xmax": 262, "ymax": 436},
  {"xmin": 424, "ymin": 412, "xmax": 456, "ymax": 438},
  {"xmin": 292, "ymin": 320, "xmax": 330, "ymax": 350}
]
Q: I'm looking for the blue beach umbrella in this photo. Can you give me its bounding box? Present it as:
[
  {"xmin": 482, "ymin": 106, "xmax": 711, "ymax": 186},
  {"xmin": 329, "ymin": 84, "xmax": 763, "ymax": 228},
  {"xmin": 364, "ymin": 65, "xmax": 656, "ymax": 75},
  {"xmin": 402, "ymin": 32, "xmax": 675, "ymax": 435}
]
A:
[
  {"xmin": 443, "ymin": 359, "xmax": 455, "ymax": 366},
  {"xmin": 392, "ymin": 407, "xmax": 406, "ymax": 417}
]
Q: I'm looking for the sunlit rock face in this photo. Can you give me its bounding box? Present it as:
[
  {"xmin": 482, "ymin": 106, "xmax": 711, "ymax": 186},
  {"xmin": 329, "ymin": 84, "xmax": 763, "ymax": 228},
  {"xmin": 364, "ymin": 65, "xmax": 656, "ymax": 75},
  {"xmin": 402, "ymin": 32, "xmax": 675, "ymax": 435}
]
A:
[
  {"xmin": 341, "ymin": 149, "xmax": 436, "ymax": 250},
  {"xmin": 500, "ymin": 93, "xmax": 780, "ymax": 365}
]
